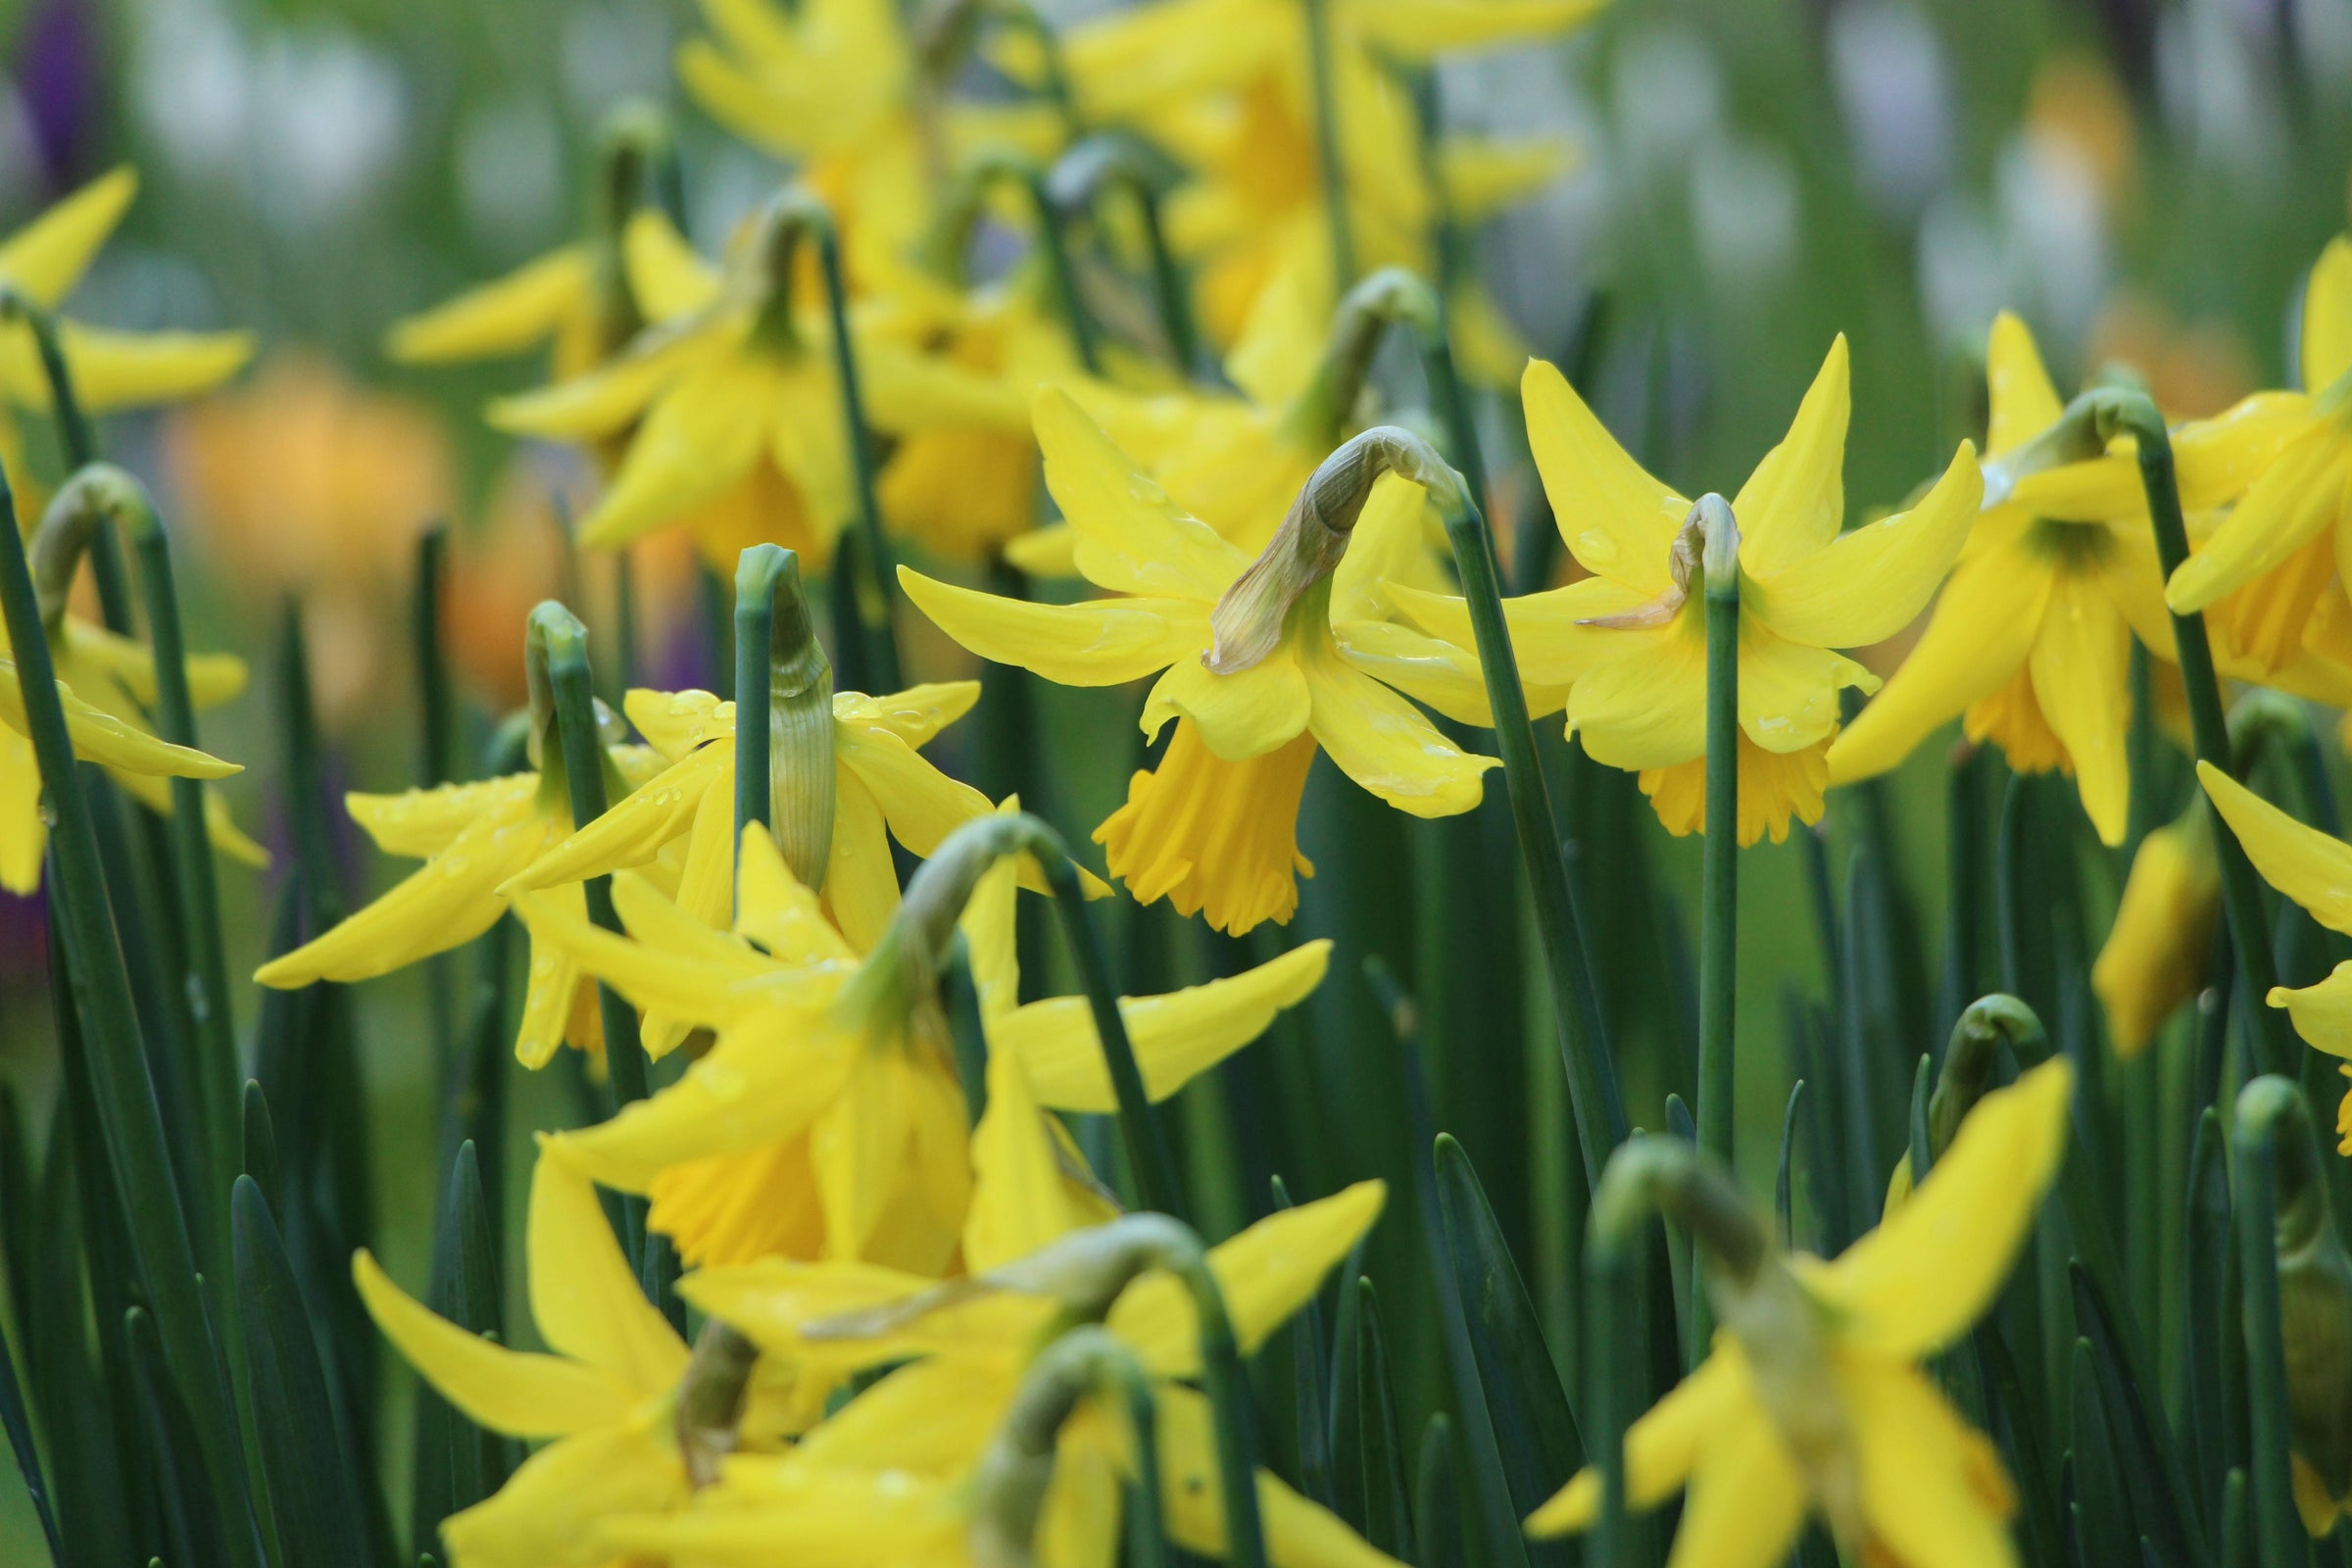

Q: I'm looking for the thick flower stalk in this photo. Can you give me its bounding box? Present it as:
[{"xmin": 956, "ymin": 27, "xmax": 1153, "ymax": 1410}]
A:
[
  {"xmin": 1403, "ymin": 335, "xmax": 1982, "ymax": 843},
  {"xmin": 254, "ymin": 603, "xmax": 666, "ymax": 1068},
  {"xmin": 527, "ymin": 813, "xmax": 1326, "ymax": 1271},
  {"xmin": 2, "ymin": 466, "xmax": 262, "ymax": 893},
  {"xmin": 906, "ymin": 389, "xmax": 1504, "ymax": 932},
  {"xmin": 1546, "ymin": 1057, "xmax": 2074, "ymax": 1565}
]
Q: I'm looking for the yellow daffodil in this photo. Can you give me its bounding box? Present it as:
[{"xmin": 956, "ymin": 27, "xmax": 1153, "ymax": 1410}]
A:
[
  {"xmin": 354, "ymin": 1148, "xmax": 694, "ymax": 1568},
  {"xmin": 254, "ymin": 711, "xmax": 665, "ymax": 1069},
  {"xmin": 906, "ymin": 389, "xmax": 1502, "ymax": 933},
  {"xmin": 1532, "ymin": 1058, "xmax": 2075, "ymax": 1567},
  {"xmin": 489, "ymin": 195, "xmax": 1028, "ymax": 572},
  {"xmin": 2193, "ymin": 760, "xmax": 2352, "ymax": 1149},
  {"xmin": 2091, "ymin": 807, "xmax": 2220, "ymax": 1057},
  {"xmin": 675, "ymin": 0, "xmax": 1062, "ymax": 289},
  {"xmin": 532, "ymin": 827, "xmax": 1327, "ymax": 1273},
  {"xmin": 609, "ymin": 1043, "xmax": 1390, "ymax": 1568},
  {"xmin": 1402, "ymin": 336, "xmax": 1980, "ymax": 843},
  {"xmin": 0, "ymin": 167, "xmax": 252, "ymax": 424},
  {"xmin": 1828, "ymin": 314, "xmax": 2328, "ymax": 845},
  {"xmin": 2166, "ymin": 238, "xmax": 2352, "ymax": 618}
]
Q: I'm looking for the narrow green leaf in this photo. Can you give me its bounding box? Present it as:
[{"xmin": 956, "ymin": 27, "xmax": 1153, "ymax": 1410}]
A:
[
  {"xmin": 1270, "ymin": 1175, "xmax": 1335, "ymax": 1512},
  {"xmin": 2185, "ymin": 1108, "xmax": 2241, "ymax": 1501},
  {"xmin": 1327, "ymin": 1264, "xmax": 1365, "ymax": 1535},
  {"xmin": 1775, "ymin": 1080, "xmax": 1803, "ymax": 1250},
  {"xmin": 2071, "ymin": 1262, "xmax": 2202, "ymax": 1566},
  {"xmin": 234, "ymin": 1175, "xmax": 359, "ymax": 1568},
  {"xmin": 2071, "ymin": 1338, "xmax": 2136, "ymax": 1568},
  {"xmin": 0, "ymin": 1282, "xmax": 64, "ymax": 1565},
  {"xmin": 1354, "ymin": 1281, "xmax": 1415, "ymax": 1562},
  {"xmin": 1414, "ymin": 1415, "xmax": 1461, "ymax": 1568},
  {"xmin": 123, "ymin": 1304, "xmax": 234, "ymax": 1568},
  {"xmin": 240, "ymin": 1081, "xmax": 280, "ymax": 1212}
]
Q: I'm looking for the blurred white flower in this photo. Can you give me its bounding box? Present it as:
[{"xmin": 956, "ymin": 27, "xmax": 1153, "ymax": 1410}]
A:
[
  {"xmin": 1611, "ymin": 22, "xmax": 1723, "ymax": 184},
  {"xmin": 457, "ymin": 95, "xmax": 566, "ymax": 256},
  {"xmin": 2158, "ymin": 0, "xmax": 2287, "ymax": 182},
  {"xmin": 1690, "ymin": 132, "xmax": 1799, "ymax": 302},
  {"xmin": 1827, "ymin": 0, "xmax": 1954, "ymax": 224}
]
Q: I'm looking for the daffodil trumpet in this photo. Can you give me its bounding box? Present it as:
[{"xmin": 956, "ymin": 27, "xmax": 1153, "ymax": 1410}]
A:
[
  {"xmin": 732, "ymin": 544, "xmax": 836, "ymax": 890},
  {"xmin": 753, "ymin": 192, "xmax": 903, "ymax": 694},
  {"xmin": 805, "ymin": 1210, "xmax": 1270, "ymax": 1568},
  {"xmin": 530, "ymin": 601, "xmax": 655, "ymax": 1116},
  {"xmin": 924, "ymin": 149, "xmax": 1102, "ymax": 375},
  {"xmin": 2239, "ymin": 1076, "xmax": 2324, "ymax": 1562},
  {"xmin": 965, "ymin": 1327, "xmax": 1169, "ymax": 1568},
  {"xmin": 0, "ymin": 461, "xmax": 263, "ymax": 1568},
  {"xmin": 1046, "ymin": 132, "xmax": 1200, "ymax": 376},
  {"xmin": 1417, "ymin": 418, "xmax": 1626, "ymax": 1181}
]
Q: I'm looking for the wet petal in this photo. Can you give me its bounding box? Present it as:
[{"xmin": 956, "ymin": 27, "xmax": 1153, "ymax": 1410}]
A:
[
  {"xmin": 1733, "ymin": 336, "xmax": 1849, "ymax": 578},
  {"xmin": 1302, "ymin": 639, "xmax": 1494, "ymax": 816},
  {"xmin": 1521, "ymin": 356, "xmax": 1685, "ymax": 593},
  {"xmin": 1746, "ymin": 442, "xmax": 1982, "ymax": 649},
  {"xmin": 1037, "ymin": 385, "xmax": 1250, "ymax": 599},
  {"xmin": 900, "ymin": 567, "xmax": 1207, "ymax": 687},
  {"xmin": 347, "ymin": 775, "xmax": 539, "ymax": 858},
  {"xmin": 832, "ymin": 680, "xmax": 982, "ymax": 748}
]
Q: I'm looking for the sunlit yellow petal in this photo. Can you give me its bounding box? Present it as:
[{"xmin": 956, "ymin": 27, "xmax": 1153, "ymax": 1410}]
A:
[
  {"xmin": 527, "ymin": 1147, "xmax": 690, "ymax": 1392},
  {"xmin": 384, "ymin": 245, "xmax": 590, "ymax": 364},
  {"xmin": 1845, "ymin": 1357, "xmax": 2019, "ymax": 1568},
  {"xmin": 1522, "ymin": 356, "xmax": 1684, "ymax": 594},
  {"xmin": 2028, "ymin": 565, "xmax": 2133, "ymax": 845},
  {"xmin": 0, "ymin": 166, "xmax": 136, "ymax": 309},
  {"xmin": 1143, "ymin": 643, "xmax": 1312, "ymax": 761},
  {"xmin": 2166, "ymin": 427, "xmax": 2352, "ymax": 613},
  {"xmin": 1036, "ymin": 385, "xmax": 1250, "ymax": 600},
  {"xmin": 2270, "ymin": 963, "xmax": 2352, "ymax": 1063},
  {"xmin": 900, "ymin": 567, "xmax": 1208, "ymax": 686},
  {"xmin": 1733, "ymin": 335, "xmax": 1849, "ymax": 578},
  {"xmin": 738, "ymin": 823, "xmax": 858, "ymax": 963},
  {"xmin": 1565, "ymin": 618, "xmax": 1703, "ymax": 770},
  {"xmin": 965, "ymin": 1044, "xmax": 1104, "ymax": 1272},
  {"xmin": 1300, "ymin": 636, "xmax": 1494, "ymax": 816},
  {"xmin": 1746, "ymin": 442, "xmax": 1981, "ymax": 648},
  {"xmin": 2304, "ymin": 237, "xmax": 2352, "ymax": 394},
  {"xmin": 346, "ymin": 775, "xmax": 539, "ymax": 858},
  {"xmin": 54, "ymin": 323, "xmax": 252, "ymax": 413},
  {"xmin": 1984, "ymin": 311, "xmax": 2064, "ymax": 458},
  {"xmin": 2199, "ymin": 760, "xmax": 2352, "ymax": 935}
]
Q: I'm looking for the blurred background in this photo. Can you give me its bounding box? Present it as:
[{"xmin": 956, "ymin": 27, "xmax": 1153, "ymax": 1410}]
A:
[{"xmin": 2, "ymin": 0, "xmax": 2350, "ymax": 1552}]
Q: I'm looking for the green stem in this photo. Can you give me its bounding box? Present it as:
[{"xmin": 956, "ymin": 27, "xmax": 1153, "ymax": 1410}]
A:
[
  {"xmin": 1434, "ymin": 482, "xmax": 1627, "ymax": 1184},
  {"xmin": 2233, "ymin": 1076, "xmax": 2309, "ymax": 1568},
  {"xmin": 753, "ymin": 193, "xmax": 903, "ymax": 693},
  {"xmin": 932, "ymin": 152, "xmax": 1102, "ymax": 376},
  {"xmin": 526, "ymin": 603, "xmax": 652, "ymax": 1120},
  {"xmin": 1300, "ymin": 0, "xmax": 1356, "ymax": 290},
  {"xmin": 2, "ymin": 291, "xmax": 130, "ymax": 635},
  {"xmin": 731, "ymin": 543, "xmax": 834, "ymax": 893},
  {"xmin": 0, "ymin": 466, "xmax": 262, "ymax": 1566},
  {"xmin": 1173, "ymin": 1253, "xmax": 1269, "ymax": 1568},
  {"xmin": 1694, "ymin": 495, "xmax": 1738, "ymax": 1351},
  {"xmin": 416, "ymin": 526, "xmax": 456, "ymax": 788},
  {"xmin": 1046, "ymin": 135, "xmax": 1199, "ymax": 376},
  {"xmin": 2097, "ymin": 391, "xmax": 2290, "ymax": 1077}
]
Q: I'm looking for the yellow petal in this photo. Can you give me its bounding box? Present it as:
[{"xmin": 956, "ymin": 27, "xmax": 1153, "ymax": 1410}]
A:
[
  {"xmin": 1155, "ymin": 1383, "xmax": 1406, "ymax": 1568},
  {"xmin": 593, "ymin": 1457, "xmax": 961, "ymax": 1567},
  {"xmin": 576, "ymin": 355, "xmax": 775, "ymax": 551},
  {"xmin": 832, "ymin": 680, "xmax": 982, "ymax": 748},
  {"xmin": 1526, "ymin": 1346, "xmax": 1746, "ymax": 1535},
  {"xmin": 254, "ymin": 800, "xmax": 547, "ymax": 986},
  {"xmin": 1035, "ymin": 385, "xmax": 1250, "ymax": 600},
  {"xmin": 0, "ymin": 659, "xmax": 239, "ymax": 779},
  {"xmin": 1110, "ymin": 1181, "xmax": 1386, "ymax": 1375},
  {"xmin": 2166, "ymin": 425, "xmax": 2352, "ymax": 613},
  {"xmin": 0, "ymin": 727, "xmax": 40, "ymax": 893},
  {"xmin": 1303, "ymin": 637, "xmax": 1494, "ymax": 815},
  {"xmin": 2271, "ymin": 962, "xmax": 2352, "ymax": 1063},
  {"xmin": 1984, "ymin": 311, "xmax": 2064, "ymax": 458},
  {"xmin": 511, "ymin": 882, "xmax": 770, "ymax": 1034},
  {"xmin": 527, "ymin": 1148, "xmax": 690, "ymax": 1392},
  {"xmin": 513, "ymin": 902, "xmax": 590, "ymax": 1069},
  {"xmin": 809, "ymin": 1052, "xmax": 919, "ymax": 1261},
  {"xmin": 1007, "ymin": 939, "xmax": 1331, "ymax": 1113},
  {"xmin": 1845, "ymin": 1357, "xmax": 2020, "ymax": 1568},
  {"xmin": 62, "ymin": 618, "xmax": 246, "ymax": 707},
  {"xmin": 823, "ymin": 771, "xmax": 900, "ymax": 954},
  {"xmin": 2199, "ymin": 760, "xmax": 2352, "ymax": 934},
  {"xmin": 958, "ymin": 842, "xmax": 1023, "ymax": 1020},
  {"xmin": 833, "ymin": 721, "xmax": 995, "ymax": 858},
  {"xmin": 1332, "ymin": 619, "xmax": 1556, "ymax": 728},
  {"xmin": 0, "ymin": 166, "xmax": 135, "ymax": 309},
  {"xmin": 1827, "ymin": 534, "xmax": 2051, "ymax": 785},
  {"xmin": 1565, "ymin": 617, "xmax": 1703, "ymax": 771},
  {"xmin": 737, "ymin": 823, "xmax": 857, "ymax": 964},
  {"xmin": 488, "ymin": 328, "xmax": 711, "ymax": 440},
  {"xmin": 624, "ymin": 209, "xmax": 719, "ymax": 323},
  {"xmin": 1145, "ymin": 644, "xmax": 1311, "ymax": 761},
  {"xmin": 351, "ymin": 1250, "xmax": 636, "ymax": 1438},
  {"xmin": 1522, "ymin": 356, "xmax": 1684, "ymax": 593},
  {"xmin": 1817, "ymin": 1056, "xmax": 2074, "ymax": 1357},
  {"xmin": 2304, "ymin": 236, "xmax": 2352, "ymax": 395},
  {"xmin": 1390, "ymin": 575, "xmax": 1660, "ymax": 692},
  {"xmin": 346, "ymin": 775, "xmax": 538, "ymax": 858},
  {"xmin": 1733, "ymin": 336, "xmax": 1850, "ymax": 579},
  {"xmin": 642, "ymin": 781, "xmax": 742, "ymax": 1059},
  {"xmin": 1658, "ymin": 1394, "xmax": 1808, "ymax": 1568},
  {"xmin": 1747, "ymin": 442, "xmax": 1982, "ymax": 648},
  {"xmin": 965, "ymin": 1043, "xmax": 1104, "ymax": 1272},
  {"xmin": 2026, "ymin": 567, "xmax": 2132, "ymax": 845},
  {"xmin": 53, "ymin": 323, "xmax": 252, "ymax": 413},
  {"xmin": 623, "ymin": 685, "xmax": 732, "ymax": 760},
  {"xmin": 792, "ymin": 1356, "xmax": 1016, "ymax": 1473},
  {"xmin": 440, "ymin": 1417, "xmax": 685, "ymax": 1568},
  {"xmin": 504, "ymin": 743, "xmax": 723, "ymax": 891},
  {"xmin": 1738, "ymin": 613, "xmax": 1875, "ymax": 756},
  {"xmin": 384, "ymin": 244, "xmax": 590, "ymax": 364},
  {"xmin": 899, "ymin": 567, "xmax": 1208, "ymax": 686}
]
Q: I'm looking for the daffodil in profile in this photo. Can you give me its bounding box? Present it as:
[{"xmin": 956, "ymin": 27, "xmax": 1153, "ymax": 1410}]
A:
[
  {"xmin": 490, "ymin": 190, "xmax": 1026, "ymax": 571},
  {"xmin": 906, "ymin": 388, "xmax": 1502, "ymax": 933},
  {"xmin": 254, "ymin": 611, "xmax": 665, "ymax": 1068},
  {"xmin": 0, "ymin": 167, "xmax": 252, "ymax": 424},
  {"xmin": 530, "ymin": 816, "xmax": 1328, "ymax": 1273},
  {"xmin": 1531, "ymin": 1058, "xmax": 2075, "ymax": 1567},
  {"xmin": 607, "ymin": 1041, "xmax": 1391, "ymax": 1568},
  {"xmin": 354, "ymin": 1148, "xmax": 694, "ymax": 1568},
  {"xmin": 2195, "ymin": 761, "xmax": 2352, "ymax": 1149},
  {"xmin": 1401, "ymin": 336, "xmax": 1980, "ymax": 843}
]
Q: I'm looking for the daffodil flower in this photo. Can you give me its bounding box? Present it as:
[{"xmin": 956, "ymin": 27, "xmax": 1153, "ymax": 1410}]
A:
[
  {"xmin": 602, "ymin": 1040, "xmax": 1391, "ymax": 1568},
  {"xmin": 530, "ymin": 829, "xmax": 1328, "ymax": 1273},
  {"xmin": 0, "ymin": 650, "xmax": 246, "ymax": 894},
  {"xmin": 1532, "ymin": 1058, "xmax": 2075, "ymax": 1567},
  {"xmin": 488, "ymin": 194, "xmax": 1028, "ymax": 572},
  {"xmin": 2194, "ymin": 760, "xmax": 2352, "ymax": 1149},
  {"xmin": 254, "ymin": 721, "xmax": 666, "ymax": 1069},
  {"xmin": 1826, "ymin": 314, "xmax": 2333, "ymax": 845},
  {"xmin": 2091, "ymin": 805, "xmax": 2220, "ymax": 1057},
  {"xmin": 906, "ymin": 388, "xmax": 1502, "ymax": 933},
  {"xmin": 0, "ymin": 167, "xmax": 252, "ymax": 423},
  {"xmin": 1401, "ymin": 336, "xmax": 1980, "ymax": 843},
  {"xmin": 353, "ymin": 1149, "xmax": 695, "ymax": 1568}
]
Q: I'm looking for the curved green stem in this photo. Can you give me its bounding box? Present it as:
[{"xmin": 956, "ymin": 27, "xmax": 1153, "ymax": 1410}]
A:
[
  {"xmin": 1047, "ymin": 134, "xmax": 1198, "ymax": 375},
  {"xmin": 2234, "ymin": 1076, "xmax": 2312, "ymax": 1568},
  {"xmin": 2, "ymin": 289, "xmax": 131, "ymax": 636},
  {"xmin": 732, "ymin": 544, "xmax": 835, "ymax": 892},
  {"xmin": 968, "ymin": 1328, "xmax": 1168, "ymax": 1568}
]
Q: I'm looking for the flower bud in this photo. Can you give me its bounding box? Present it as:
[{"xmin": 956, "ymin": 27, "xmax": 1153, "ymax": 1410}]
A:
[{"xmin": 2091, "ymin": 806, "xmax": 2219, "ymax": 1058}]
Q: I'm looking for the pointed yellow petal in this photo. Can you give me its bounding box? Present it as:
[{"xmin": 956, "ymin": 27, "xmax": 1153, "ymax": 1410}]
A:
[
  {"xmin": 504, "ymin": 743, "xmax": 723, "ymax": 891},
  {"xmin": 1656, "ymin": 1395, "xmax": 1808, "ymax": 1568},
  {"xmin": 899, "ymin": 567, "xmax": 1208, "ymax": 687},
  {"xmin": 0, "ymin": 726, "xmax": 41, "ymax": 893},
  {"xmin": 54, "ymin": 323, "xmax": 252, "ymax": 413},
  {"xmin": 822, "ymin": 772, "xmax": 900, "ymax": 954},
  {"xmin": 488, "ymin": 328, "xmax": 710, "ymax": 440},
  {"xmin": 384, "ymin": 245, "xmax": 590, "ymax": 364},
  {"xmin": 61, "ymin": 618, "xmax": 246, "ymax": 707},
  {"xmin": 624, "ymin": 209, "xmax": 719, "ymax": 323},
  {"xmin": 793, "ymin": 1356, "xmax": 1017, "ymax": 1473},
  {"xmin": 1985, "ymin": 311, "xmax": 2064, "ymax": 458},
  {"xmin": 959, "ymin": 848, "xmax": 1023, "ymax": 1021},
  {"xmin": 527, "ymin": 1148, "xmax": 689, "ymax": 1392},
  {"xmin": 1565, "ymin": 618, "xmax": 1704, "ymax": 771},
  {"xmin": 833, "ymin": 721, "xmax": 995, "ymax": 858},
  {"xmin": 1733, "ymin": 336, "xmax": 1850, "ymax": 579},
  {"xmin": 1390, "ymin": 576, "xmax": 1659, "ymax": 692},
  {"xmin": 0, "ymin": 167, "xmax": 136, "ymax": 308},
  {"xmin": 1008, "ymin": 939, "xmax": 1330, "ymax": 1113},
  {"xmin": 1110, "ymin": 1181, "xmax": 1386, "ymax": 1375},
  {"xmin": 1827, "ymin": 535, "xmax": 2052, "ymax": 785},
  {"xmin": 2270, "ymin": 962, "xmax": 2352, "ymax": 1062},
  {"xmin": 831, "ymin": 680, "xmax": 982, "ymax": 748},
  {"xmin": 0, "ymin": 660, "xmax": 238, "ymax": 779},
  {"xmin": 1748, "ymin": 443, "xmax": 1982, "ymax": 648},
  {"xmin": 965, "ymin": 1044, "xmax": 1103, "ymax": 1272},
  {"xmin": 578, "ymin": 357, "xmax": 776, "ymax": 551},
  {"xmin": 2027, "ymin": 568, "xmax": 2132, "ymax": 845},
  {"xmin": 1035, "ymin": 385, "xmax": 1250, "ymax": 600},
  {"xmin": 347, "ymin": 775, "xmax": 539, "ymax": 858},
  {"xmin": 2305, "ymin": 237, "xmax": 2352, "ymax": 395},
  {"xmin": 1143, "ymin": 643, "xmax": 1310, "ymax": 761},
  {"xmin": 1303, "ymin": 638, "xmax": 1494, "ymax": 817},
  {"xmin": 2166, "ymin": 427, "xmax": 2352, "ymax": 613},
  {"xmin": 623, "ymin": 686, "xmax": 732, "ymax": 760},
  {"xmin": 2199, "ymin": 760, "xmax": 2352, "ymax": 934},
  {"xmin": 1817, "ymin": 1056, "xmax": 2074, "ymax": 1357},
  {"xmin": 1522, "ymin": 357, "xmax": 1684, "ymax": 593},
  {"xmin": 809, "ymin": 1053, "xmax": 918, "ymax": 1260},
  {"xmin": 440, "ymin": 1418, "xmax": 686, "ymax": 1568},
  {"xmin": 1155, "ymin": 1383, "xmax": 1406, "ymax": 1568},
  {"xmin": 737, "ymin": 824, "xmax": 857, "ymax": 964},
  {"xmin": 351, "ymin": 1250, "xmax": 636, "ymax": 1438},
  {"xmin": 1526, "ymin": 1347, "xmax": 1747, "ymax": 1535},
  {"xmin": 1846, "ymin": 1358, "xmax": 2019, "ymax": 1568},
  {"xmin": 512, "ymin": 902, "xmax": 589, "ymax": 1069}
]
